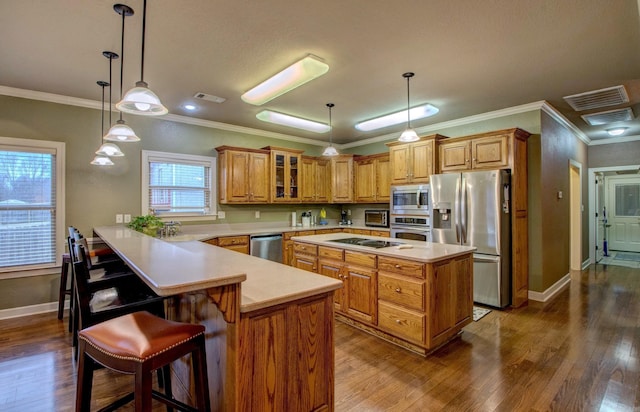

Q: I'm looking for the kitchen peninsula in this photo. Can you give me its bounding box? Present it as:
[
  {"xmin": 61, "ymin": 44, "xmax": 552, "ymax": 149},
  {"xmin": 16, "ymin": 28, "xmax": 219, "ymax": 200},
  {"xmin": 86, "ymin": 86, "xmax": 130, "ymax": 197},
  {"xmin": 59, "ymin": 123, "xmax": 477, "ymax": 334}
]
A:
[
  {"xmin": 94, "ymin": 226, "xmax": 342, "ymax": 412},
  {"xmin": 291, "ymin": 233, "xmax": 476, "ymax": 355}
]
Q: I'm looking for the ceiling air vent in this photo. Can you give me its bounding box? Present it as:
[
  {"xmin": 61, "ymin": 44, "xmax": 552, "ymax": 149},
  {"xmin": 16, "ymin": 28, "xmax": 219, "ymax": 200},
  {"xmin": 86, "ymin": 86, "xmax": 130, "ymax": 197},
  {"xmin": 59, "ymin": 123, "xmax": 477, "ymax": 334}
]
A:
[
  {"xmin": 193, "ymin": 92, "xmax": 226, "ymax": 104},
  {"xmin": 564, "ymin": 85, "xmax": 629, "ymax": 111},
  {"xmin": 581, "ymin": 108, "xmax": 634, "ymax": 126}
]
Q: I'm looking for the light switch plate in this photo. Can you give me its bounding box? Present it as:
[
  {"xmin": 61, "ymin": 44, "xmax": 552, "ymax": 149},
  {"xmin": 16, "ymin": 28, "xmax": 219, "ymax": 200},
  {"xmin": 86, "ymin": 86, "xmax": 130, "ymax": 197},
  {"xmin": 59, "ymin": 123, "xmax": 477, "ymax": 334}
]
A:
[
  {"xmin": 218, "ymin": 211, "xmax": 226, "ymax": 219},
  {"xmin": 124, "ymin": 214, "xmax": 131, "ymax": 223},
  {"xmin": 255, "ymin": 211, "xmax": 260, "ymax": 219},
  {"xmin": 116, "ymin": 214, "xmax": 123, "ymax": 223}
]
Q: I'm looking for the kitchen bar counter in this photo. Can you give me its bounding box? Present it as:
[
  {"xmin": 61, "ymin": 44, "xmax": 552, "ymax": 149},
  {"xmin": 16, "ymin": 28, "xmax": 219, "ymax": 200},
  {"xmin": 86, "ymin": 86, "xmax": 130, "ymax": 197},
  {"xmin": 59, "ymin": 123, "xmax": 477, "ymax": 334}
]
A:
[{"xmin": 93, "ymin": 225, "xmax": 341, "ymax": 411}]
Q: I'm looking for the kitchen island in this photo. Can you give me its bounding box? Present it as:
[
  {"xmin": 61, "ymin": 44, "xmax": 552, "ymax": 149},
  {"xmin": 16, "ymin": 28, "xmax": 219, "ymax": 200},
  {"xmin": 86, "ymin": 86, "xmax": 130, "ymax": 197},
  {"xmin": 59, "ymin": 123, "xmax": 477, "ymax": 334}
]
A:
[
  {"xmin": 291, "ymin": 233, "xmax": 476, "ymax": 355},
  {"xmin": 94, "ymin": 226, "xmax": 342, "ymax": 412}
]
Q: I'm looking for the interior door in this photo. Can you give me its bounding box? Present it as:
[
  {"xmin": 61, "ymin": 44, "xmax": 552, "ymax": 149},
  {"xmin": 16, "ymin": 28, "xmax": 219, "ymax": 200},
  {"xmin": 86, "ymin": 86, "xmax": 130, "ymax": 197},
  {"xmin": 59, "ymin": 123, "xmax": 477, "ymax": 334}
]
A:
[{"xmin": 606, "ymin": 175, "xmax": 640, "ymax": 252}]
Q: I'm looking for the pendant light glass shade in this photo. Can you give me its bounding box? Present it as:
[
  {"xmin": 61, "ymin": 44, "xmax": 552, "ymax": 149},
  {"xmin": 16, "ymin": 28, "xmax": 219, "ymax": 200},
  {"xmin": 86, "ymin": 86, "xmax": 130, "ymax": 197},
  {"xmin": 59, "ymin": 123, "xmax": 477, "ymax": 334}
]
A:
[
  {"xmin": 104, "ymin": 119, "xmax": 140, "ymax": 141},
  {"xmin": 96, "ymin": 142, "xmax": 124, "ymax": 157},
  {"xmin": 116, "ymin": 81, "xmax": 168, "ymax": 115},
  {"xmin": 91, "ymin": 155, "xmax": 115, "ymax": 166},
  {"xmin": 399, "ymin": 72, "xmax": 420, "ymax": 142},
  {"xmin": 322, "ymin": 103, "xmax": 339, "ymax": 156}
]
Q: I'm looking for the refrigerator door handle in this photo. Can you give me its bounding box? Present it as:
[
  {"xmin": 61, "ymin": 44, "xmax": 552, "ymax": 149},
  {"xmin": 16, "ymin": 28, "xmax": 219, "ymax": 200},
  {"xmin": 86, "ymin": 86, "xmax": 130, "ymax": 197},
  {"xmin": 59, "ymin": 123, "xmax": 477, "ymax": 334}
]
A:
[
  {"xmin": 460, "ymin": 176, "xmax": 467, "ymax": 243},
  {"xmin": 454, "ymin": 177, "xmax": 461, "ymax": 243}
]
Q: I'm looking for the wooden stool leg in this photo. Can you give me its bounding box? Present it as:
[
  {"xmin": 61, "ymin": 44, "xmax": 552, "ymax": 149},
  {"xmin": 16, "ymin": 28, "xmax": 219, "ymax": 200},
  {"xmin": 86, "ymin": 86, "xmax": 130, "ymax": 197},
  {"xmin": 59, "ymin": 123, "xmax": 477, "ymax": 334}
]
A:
[
  {"xmin": 68, "ymin": 270, "xmax": 75, "ymax": 332},
  {"xmin": 76, "ymin": 340, "xmax": 95, "ymax": 412},
  {"xmin": 192, "ymin": 336, "xmax": 211, "ymax": 411},
  {"xmin": 135, "ymin": 364, "xmax": 154, "ymax": 412},
  {"xmin": 57, "ymin": 256, "xmax": 70, "ymax": 320}
]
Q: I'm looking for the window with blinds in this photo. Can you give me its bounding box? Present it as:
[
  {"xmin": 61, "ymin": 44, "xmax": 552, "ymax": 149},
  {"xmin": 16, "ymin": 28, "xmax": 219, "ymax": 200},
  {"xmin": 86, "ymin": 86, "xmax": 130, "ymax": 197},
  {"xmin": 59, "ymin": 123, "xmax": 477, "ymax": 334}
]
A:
[
  {"xmin": 142, "ymin": 150, "xmax": 216, "ymax": 216},
  {"xmin": 0, "ymin": 138, "xmax": 64, "ymax": 271}
]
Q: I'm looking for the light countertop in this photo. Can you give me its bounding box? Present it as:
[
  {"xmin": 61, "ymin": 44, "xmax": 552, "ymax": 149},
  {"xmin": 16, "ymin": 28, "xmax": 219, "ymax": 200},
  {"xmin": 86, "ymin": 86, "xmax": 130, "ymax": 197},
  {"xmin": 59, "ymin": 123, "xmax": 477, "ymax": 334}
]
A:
[
  {"xmin": 94, "ymin": 226, "xmax": 342, "ymax": 313},
  {"xmin": 291, "ymin": 233, "xmax": 476, "ymax": 263}
]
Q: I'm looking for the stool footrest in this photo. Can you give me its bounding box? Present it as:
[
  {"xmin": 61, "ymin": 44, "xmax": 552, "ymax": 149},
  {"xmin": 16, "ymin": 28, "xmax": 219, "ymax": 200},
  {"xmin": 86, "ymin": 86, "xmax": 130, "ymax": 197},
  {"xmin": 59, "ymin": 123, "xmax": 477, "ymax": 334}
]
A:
[
  {"xmin": 95, "ymin": 392, "xmax": 134, "ymax": 412},
  {"xmin": 152, "ymin": 390, "xmax": 200, "ymax": 412}
]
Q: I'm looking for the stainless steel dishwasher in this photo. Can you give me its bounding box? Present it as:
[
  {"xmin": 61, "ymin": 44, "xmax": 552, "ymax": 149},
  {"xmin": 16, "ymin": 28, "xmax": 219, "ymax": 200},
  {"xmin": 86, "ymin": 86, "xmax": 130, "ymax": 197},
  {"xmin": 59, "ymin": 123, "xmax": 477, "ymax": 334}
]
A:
[{"xmin": 250, "ymin": 234, "xmax": 283, "ymax": 263}]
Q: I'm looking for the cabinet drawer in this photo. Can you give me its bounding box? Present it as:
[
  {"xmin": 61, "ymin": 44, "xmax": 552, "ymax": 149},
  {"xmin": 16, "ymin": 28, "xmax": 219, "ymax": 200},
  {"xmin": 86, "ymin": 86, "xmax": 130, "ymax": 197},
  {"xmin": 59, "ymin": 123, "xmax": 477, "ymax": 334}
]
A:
[
  {"xmin": 378, "ymin": 301, "xmax": 425, "ymax": 345},
  {"xmin": 318, "ymin": 246, "xmax": 344, "ymax": 260},
  {"xmin": 378, "ymin": 256, "xmax": 424, "ymax": 278},
  {"xmin": 296, "ymin": 230, "xmax": 316, "ymax": 236},
  {"xmin": 378, "ymin": 273, "xmax": 425, "ymax": 311},
  {"xmin": 294, "ymin": 242, "xmax": 318, "ymax": 255},
  {"xmin": 217, "ymin": 235, "xmax": 249, "ymax": 247},
  {"xmin": 369, "ymin": 230, "xmax": 390, "ymax": 237},
  {"xmin": 345, "ymin": 250, "xmax": 376, "ymax": 268},
  {"xmin": 283, "ymin": 231, "xmax": 296, "ymax": 240}
]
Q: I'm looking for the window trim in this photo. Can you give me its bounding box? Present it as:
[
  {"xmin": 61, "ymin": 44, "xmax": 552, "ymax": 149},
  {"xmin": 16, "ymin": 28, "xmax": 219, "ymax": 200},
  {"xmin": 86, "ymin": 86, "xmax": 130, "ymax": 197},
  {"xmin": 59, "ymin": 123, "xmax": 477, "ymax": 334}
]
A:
[
  {"xmin": 141, "ymin": 150, "xmax": 216, "ymax": 218},
  {"xmin": 0, "ymin": 136, "xmax": 65, "ymax": 276}
]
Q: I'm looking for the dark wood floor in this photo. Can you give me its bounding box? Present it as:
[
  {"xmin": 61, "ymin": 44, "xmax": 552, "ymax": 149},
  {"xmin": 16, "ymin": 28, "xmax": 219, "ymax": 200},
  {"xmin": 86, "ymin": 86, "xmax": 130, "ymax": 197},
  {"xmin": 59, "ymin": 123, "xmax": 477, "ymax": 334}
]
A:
[{"xmin": 1, "ymin": 262, "xmax": 639, "ymax": 411}]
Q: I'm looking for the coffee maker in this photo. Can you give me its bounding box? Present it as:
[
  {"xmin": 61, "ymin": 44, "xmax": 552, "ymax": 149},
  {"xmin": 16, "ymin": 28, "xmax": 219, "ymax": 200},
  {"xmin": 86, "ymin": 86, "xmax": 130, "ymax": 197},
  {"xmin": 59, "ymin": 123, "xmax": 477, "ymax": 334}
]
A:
[{"xmin": 340, "ymin": 210, "xmax": 348, "ymax": 224}]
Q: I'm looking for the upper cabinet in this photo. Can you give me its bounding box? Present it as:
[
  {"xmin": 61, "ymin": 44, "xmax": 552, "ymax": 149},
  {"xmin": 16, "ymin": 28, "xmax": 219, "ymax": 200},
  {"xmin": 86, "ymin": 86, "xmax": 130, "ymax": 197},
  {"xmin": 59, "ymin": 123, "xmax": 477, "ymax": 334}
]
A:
[
  {"xmin": 216, "ymin": 146, "xmax": 270, "ymax": 204},
  {"xmin": 439, "ymin": 133, "xmax": 510, "ymax": 172},
  {"xmin": 330, "ymin": 155, "xmax": 354, "ymax": 203},
  {"xmin": 263, "ymin": 147, "xmax": 304, "ymax": 203},
  {"xmin": 300, "ymin": 156, "xmax": 330, "ymax": 203},
  {"xmin": 386, "ymin": 135, "xmax": 446, "ymax": 184},
  {"xmin": 354, "ymin": 153, "xmax": 390, "ymax": 203}
]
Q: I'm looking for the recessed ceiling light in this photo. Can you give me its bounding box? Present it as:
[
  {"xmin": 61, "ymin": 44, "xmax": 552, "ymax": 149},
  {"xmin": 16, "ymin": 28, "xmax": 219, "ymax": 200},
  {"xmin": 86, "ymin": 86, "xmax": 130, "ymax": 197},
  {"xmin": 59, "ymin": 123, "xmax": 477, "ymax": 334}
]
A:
[
  {"xmin": 355, "ymin": 104, "xmax": 439, "ymax": 132},
  {"xmin": 184, "ymin": 104, "xmax": 197, "ymax": 111},
  {"xmin": 242, "ymin": 55, "xmax": 329, "ymax": 106},
  {"xmin": 606, "ymin": 127, "xmax": 628, "ymax": 136},
  {"xmin": 256, "ymin": 110, "xmax": 330, "ymax": 133}
]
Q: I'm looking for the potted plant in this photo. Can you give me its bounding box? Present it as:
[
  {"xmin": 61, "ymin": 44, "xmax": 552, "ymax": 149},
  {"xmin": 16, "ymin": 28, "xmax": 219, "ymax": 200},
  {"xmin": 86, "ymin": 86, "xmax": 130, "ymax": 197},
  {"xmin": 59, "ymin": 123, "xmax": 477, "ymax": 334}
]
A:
[{"xmin": 127, "ymin": 214, "xmax": 164, "ymax": 236}]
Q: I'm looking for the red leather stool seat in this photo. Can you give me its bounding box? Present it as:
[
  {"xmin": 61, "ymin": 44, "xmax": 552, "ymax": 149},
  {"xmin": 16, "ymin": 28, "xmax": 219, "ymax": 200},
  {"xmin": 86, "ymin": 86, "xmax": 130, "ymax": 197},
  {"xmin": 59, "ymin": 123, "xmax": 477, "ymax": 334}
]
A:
[{"xmin": 76, "ymin": 311, "xmax": 211, "ymax": 412}]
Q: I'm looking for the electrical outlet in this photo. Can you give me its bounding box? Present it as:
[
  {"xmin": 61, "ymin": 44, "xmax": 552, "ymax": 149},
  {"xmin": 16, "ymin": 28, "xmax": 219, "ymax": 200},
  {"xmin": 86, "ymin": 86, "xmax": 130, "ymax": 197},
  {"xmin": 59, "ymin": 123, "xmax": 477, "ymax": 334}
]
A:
[
  {"xmin": 255, "ymin": 211, "xmax": 261, "ymax": 219},
  {"xmin": 116, "ymin": 214, "xmax": 123, "ymax": 223},
  {"xmin": 124, "ymin": 214, "xmax": 131, "ymax": 223},
  {"xmin": 218, "ymin": 211, "xmax": 226, "ymax": 219}
]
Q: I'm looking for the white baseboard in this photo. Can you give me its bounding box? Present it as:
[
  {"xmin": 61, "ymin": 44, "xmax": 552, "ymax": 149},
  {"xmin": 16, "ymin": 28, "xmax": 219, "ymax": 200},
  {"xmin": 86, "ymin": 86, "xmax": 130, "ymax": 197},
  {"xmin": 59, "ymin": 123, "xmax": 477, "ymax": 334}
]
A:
[
  {"xmin": 582, "ymin": 259, "xmax": 591, "ymax": 270},
  {"xmin": 0, "ymin": 300, "xmax": 68, "ymax": 320},
  {"xmin": 528, "ymin": 273, "xmax": 571, "ymax": 302}
]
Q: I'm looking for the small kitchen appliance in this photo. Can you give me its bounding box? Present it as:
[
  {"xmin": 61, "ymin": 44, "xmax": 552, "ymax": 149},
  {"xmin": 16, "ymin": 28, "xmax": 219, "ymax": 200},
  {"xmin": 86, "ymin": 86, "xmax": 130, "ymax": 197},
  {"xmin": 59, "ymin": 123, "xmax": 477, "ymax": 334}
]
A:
[{"xmin": 364, "ymin": 210, "xmax": 389, "ymax": 227}]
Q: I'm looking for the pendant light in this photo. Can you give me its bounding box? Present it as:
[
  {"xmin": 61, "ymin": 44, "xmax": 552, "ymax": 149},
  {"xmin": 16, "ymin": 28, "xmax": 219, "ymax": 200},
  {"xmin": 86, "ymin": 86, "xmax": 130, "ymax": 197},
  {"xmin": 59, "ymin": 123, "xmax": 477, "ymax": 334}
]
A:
[
  {"xmin": 322, "ymin": 103, "xmax": 339, "ymax": 156},
  {"xmin": 116, "ymin": 0, "xmax": 167, "ymax": 116},
  {"xmin": 398, "ymin": 72, "xmax": 420, "ymax": 142},
  {"xmin": 91, "ymin": 81, "xmax": 115, "ymax": 166},
  {"xmin": 96, "ymin": 51, "xmax": 125, "ymax": 157},
  {"xmin": 105, "ymin": 3, "xmax": 140, "ymax": 142}
]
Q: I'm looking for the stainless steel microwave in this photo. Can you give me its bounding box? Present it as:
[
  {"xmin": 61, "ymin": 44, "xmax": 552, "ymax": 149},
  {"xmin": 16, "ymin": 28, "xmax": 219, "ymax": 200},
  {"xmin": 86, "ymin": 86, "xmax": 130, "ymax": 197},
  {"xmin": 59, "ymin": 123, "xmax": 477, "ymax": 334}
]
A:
[
  {"xmin": 390, "ymin": 184, "xmax": 430, "ymax": 214},
  {"xmin": 364, "ymin": 209, "xmax": 389, "ymax": 227}
]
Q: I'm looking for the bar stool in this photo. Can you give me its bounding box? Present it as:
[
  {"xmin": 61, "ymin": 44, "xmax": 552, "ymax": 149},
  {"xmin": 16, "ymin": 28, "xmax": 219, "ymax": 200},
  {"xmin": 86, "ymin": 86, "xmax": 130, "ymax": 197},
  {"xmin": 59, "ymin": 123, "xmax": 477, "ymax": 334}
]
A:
[
  {"xmin": 76, "ymin": 310, "xmax": 211, "ymax": 412},
  {"xmin": 57, "ymin": 252, "xmax": 72, "ymax": 321}
]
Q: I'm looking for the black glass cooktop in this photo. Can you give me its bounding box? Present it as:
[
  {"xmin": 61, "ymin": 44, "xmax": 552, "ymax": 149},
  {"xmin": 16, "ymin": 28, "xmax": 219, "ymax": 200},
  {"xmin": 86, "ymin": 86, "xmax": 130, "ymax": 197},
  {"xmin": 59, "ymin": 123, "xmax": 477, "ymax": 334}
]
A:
[{"xmin": 328, "ymin": 237, "xmax": 401, "ymax": 249}]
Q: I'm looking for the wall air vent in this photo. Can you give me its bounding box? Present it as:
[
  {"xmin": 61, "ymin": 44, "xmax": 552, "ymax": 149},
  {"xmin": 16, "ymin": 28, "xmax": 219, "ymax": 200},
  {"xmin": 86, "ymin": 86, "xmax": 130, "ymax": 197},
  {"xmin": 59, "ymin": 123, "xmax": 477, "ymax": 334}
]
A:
[
  {"xmin": 581, "ymin": 108, "xmax": 634, "ymax": 126},
  {"xmin": 193, "ymin": 92, "xmax": 226, "ymax": 104},
  {"xmin": 564, "ymin": 85, "xmax": 629, "ymax": 111}
]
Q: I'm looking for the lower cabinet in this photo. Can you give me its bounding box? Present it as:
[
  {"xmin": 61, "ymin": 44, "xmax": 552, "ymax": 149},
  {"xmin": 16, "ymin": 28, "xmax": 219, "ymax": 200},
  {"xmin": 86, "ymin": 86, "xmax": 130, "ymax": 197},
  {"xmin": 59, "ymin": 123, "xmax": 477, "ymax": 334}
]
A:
[
  {"xmin": 293, "ymin": 240, "xmax": 473, "ymax": 355},
  {"xmin": 209, "ymin": 235, "xmax": 250, "ymax": 254}
]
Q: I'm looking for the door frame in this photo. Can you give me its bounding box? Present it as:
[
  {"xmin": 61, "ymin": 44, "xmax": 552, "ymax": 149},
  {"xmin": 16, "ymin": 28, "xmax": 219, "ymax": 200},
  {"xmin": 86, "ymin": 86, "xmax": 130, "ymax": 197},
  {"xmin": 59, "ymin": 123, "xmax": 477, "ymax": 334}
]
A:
[
  {"xmin": 588, "ymin": 164, "xmax": 640, "ymax": 264},
  {"xmin": 569, "ymin": 160, "xmax": 582, "ymax": 270}
]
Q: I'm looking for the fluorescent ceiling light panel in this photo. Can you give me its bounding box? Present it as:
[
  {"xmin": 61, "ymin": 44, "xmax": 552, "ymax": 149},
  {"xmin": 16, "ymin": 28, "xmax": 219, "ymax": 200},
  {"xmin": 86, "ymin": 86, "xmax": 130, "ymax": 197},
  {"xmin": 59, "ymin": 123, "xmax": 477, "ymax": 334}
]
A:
[
  {"xmin": 256, "ymin": 110, "xmax": 330, "ymax": 133},
  {"xmin": 355, "ymin": 104, "xmax": 439, "ymax": 132},
  {"xmin": 242, "ymin": 55, "xmax": 329, "ymax": 105}
]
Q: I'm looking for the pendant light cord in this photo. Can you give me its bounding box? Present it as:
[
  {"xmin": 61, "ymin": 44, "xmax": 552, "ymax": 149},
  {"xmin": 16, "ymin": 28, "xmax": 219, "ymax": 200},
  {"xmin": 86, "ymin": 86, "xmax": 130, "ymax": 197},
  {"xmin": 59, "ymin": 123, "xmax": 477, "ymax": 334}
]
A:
[
  {"xmin": 119, "ymin": 7, "xmax": 126, "ymax": 121},
  {"xmin": 101, "ymin": 84, "xmax": 105, "ymax": 138},
  {"xmin": 406, "ymin": 75, "xmax": 411, "ymax": 128},
  {"xmin": 108, "ymin": 56, "xmax": 113, "ymax": 127},
  {"xmin": 327, "ymin": 103, "xmax": 335, "ymax": 146}
]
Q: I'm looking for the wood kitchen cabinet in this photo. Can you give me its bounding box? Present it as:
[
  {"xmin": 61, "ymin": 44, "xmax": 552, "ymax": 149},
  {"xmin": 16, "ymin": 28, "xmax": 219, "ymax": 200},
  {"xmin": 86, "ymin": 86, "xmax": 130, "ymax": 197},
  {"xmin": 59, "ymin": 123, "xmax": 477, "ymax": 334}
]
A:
[
  {"xmin": 300, "ymin": 156, "xmax": 330, "ymax": 203},
  {"xmin": 216, "ymin": 146, "xmax": 270, "ymax": 204},
  {"xmin": 437, "ymin": 128, "xmax": 530, "ymax": 308},
  {"xmin": 330, "ymin": 154, "xmax": 354, "ymax": 203},
  {"xmin": 386, "ymin": 134, "xmax": 446, "ymax": 184},
  {"xmin": 354, "ymin": 153, "xmax": 391, "ymax": 203},
  {"xmin": 439, "ymin": 133, "xmax": 509, "ymax": 172},
  {"xmin": 216, "ymin": 235, "xmax": 250, "ymax": 254},
  {"xmin": 263, "ymin": 147, "xmax": 304, "ymax": 203}
]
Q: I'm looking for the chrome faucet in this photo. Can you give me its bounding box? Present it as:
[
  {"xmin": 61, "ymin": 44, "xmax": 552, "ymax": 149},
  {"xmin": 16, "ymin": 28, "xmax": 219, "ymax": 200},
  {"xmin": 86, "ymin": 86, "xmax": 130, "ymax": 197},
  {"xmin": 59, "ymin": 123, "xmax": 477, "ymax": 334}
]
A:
[{"xmin": 164, "ymin": 221, "xmax": 181, "ymax": 236}]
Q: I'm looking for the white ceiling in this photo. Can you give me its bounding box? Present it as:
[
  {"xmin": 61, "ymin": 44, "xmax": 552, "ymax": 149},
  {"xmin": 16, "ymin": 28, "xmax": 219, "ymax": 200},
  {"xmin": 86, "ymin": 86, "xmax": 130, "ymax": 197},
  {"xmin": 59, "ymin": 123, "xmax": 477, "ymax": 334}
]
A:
[{"xmin": 2, "ymin": 0, "xmax": 640, "ymax": 145}]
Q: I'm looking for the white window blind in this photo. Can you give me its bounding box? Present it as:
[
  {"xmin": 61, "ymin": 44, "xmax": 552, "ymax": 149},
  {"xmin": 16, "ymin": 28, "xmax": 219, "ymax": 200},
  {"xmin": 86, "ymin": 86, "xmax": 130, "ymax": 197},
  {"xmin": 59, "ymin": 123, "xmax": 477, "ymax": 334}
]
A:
[
  {"xmin": 142, "ymin": 150, "xmax": 216, "ymax": 216},
  {"xmin": 0, "ymin": 144, "xmax": 58, "ymax": 269}
]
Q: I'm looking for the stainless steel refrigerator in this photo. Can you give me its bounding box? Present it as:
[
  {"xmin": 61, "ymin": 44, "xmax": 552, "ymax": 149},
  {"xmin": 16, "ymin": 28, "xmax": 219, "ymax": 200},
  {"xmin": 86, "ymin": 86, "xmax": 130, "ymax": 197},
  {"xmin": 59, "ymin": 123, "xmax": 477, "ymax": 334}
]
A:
[{"xmin": 430, "ymin": 169, "xmax": 511, "ymax": 308}]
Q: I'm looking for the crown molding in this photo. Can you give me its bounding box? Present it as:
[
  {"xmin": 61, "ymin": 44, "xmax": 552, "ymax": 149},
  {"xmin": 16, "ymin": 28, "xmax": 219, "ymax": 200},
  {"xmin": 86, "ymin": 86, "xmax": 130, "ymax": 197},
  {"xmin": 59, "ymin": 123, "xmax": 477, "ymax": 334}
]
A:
[
  {"xmin": 539, "ymin": 101, "xmax": 591, "ymax": 144},
  {"xmin": 0, "ymin": 85, "xmax": 332, "ymax": 148}
]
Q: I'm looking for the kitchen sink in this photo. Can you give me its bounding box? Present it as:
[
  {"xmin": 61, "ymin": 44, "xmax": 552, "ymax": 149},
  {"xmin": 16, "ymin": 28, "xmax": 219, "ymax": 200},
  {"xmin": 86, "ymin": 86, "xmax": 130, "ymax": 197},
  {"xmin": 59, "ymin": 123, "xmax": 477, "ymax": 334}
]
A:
[{"xmin": 328, "ymin": 237, "xmax": 402, "ymax": 249}]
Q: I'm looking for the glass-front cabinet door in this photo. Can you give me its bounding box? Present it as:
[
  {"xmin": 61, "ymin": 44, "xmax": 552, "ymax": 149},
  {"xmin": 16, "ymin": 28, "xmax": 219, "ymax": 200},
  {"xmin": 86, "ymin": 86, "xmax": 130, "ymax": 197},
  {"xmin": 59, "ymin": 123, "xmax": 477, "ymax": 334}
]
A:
[{"xmin": 266, "ymin": 147, "xmax": 303, "ymax": 203}]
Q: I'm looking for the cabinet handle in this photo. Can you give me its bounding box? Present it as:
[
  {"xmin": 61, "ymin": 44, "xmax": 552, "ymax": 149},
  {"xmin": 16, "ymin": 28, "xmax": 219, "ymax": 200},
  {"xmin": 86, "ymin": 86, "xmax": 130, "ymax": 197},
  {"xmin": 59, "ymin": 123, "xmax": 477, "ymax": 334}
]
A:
[
  {"xmin": 343, "ymin": 275, "xmax": 348, "ymax": 279},
  {"xmin": 312, "ymin": 267, "xmax": 317, "ymax": 270},
  {"xmin": 338, "ymin": 274, "xmax": 343, "ymax": 279},
  {"xmin": 395, "ymin": 287, "xmax": 401, "ymax": 293},
  {"xmin": 394, "ymin": 264, "xmax": 401, "ymax": 269},
  {"xmin": 395, "ymin": 319, "xmax": 402, "ymax": 324}
]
